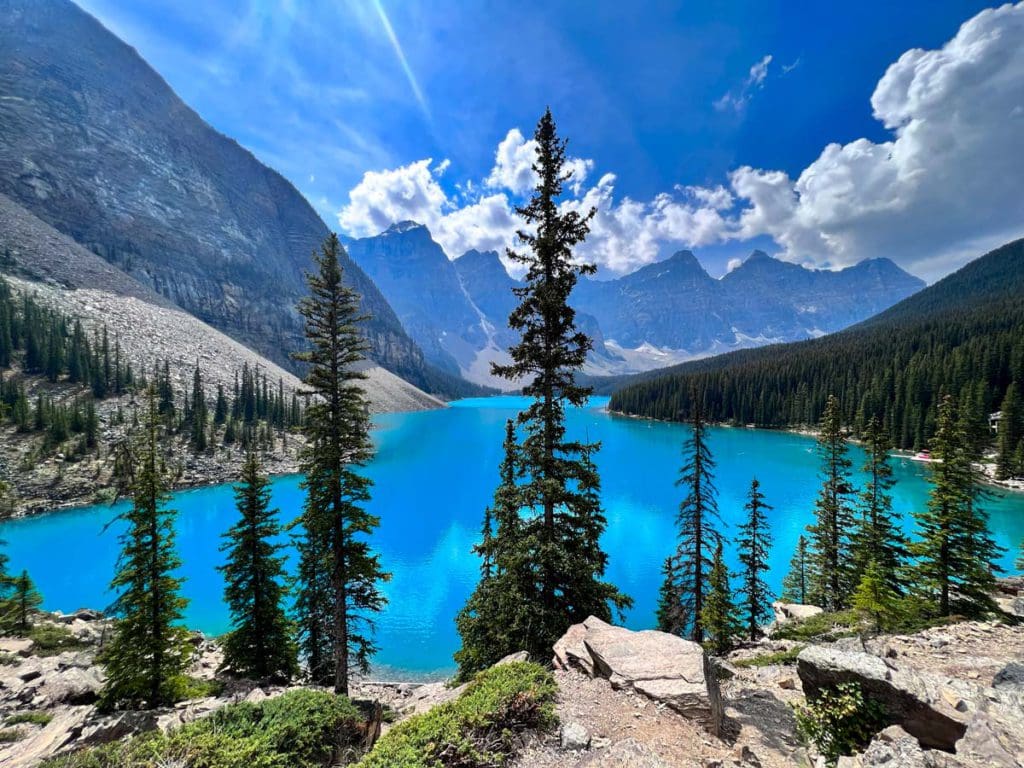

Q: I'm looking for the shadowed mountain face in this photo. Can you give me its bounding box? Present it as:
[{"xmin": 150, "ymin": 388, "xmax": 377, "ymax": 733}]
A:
[
  {"xmin": 346, "ymin": 226, "xmax": 924, "ymax": 384},
  {"xmin": 0, "ymin": 0, "xmax": 466, "ymax": 395}
]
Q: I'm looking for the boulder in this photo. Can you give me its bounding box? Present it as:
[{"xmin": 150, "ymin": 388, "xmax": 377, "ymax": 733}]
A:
[
  {"xmin": 797, "ymin": 646, "xmax": 969, "ymax": 751},
  {"xmin": 561, "ymin": 721, "xmax": 591, "ymax": 750},
  {"xmin": 553, "ymin": 620, "xmax": 595, "ymax": 676},
  {"xmin": 553, "ymin": 616, "xmax": 723, "ymax": 736},
  {"xmin": 992, "ymin": 661, "xmax": 1024, "ymax": 691},
  {"xmin": 32, "ymin": 666, "xmax": 103, "ymax": 707},
  {"xmin": 858, "ymin": 725, "xmax": 927, "ymax": 768},
  {"xmin": 772, "ymin": 602, "xmax": 824, "ymax": 624}
]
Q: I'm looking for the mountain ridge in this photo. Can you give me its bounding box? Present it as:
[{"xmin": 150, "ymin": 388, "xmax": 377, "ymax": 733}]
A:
[
  {"xmin": 342, "ymin": 220, "xmax": 924, "ymax": 385},
  {"xmin": 605, "ymin": 237, "xmax": 1024, "ymax": 450}
]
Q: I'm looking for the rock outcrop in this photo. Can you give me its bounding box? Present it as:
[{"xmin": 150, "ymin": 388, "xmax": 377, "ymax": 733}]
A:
[
  {"xmin": 797, "ymin": 645, "xmax": 970, "ymax": 750},
  {"xmin": 552, "ymin": 616, "xmax": 723, "ymax": 736},
  {"xmin": 771, "ymin": 601, "xmax": 824, "ymax": 624},
  {"xmin": 798, "ymin": 644, "xmax": 1024, "ymax": 767}
]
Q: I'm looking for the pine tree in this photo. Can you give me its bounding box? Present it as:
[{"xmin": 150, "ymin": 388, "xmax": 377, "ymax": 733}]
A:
[
  {"xmin": 214, "ymin": 384, "xmax": 228, "ymax": 425},
  {"xmin": 658, "ymin": 392, "xmax": 721, "ymax": 642},
  {"xmin": 910, "ymin": 395, "xmax": 1003, "ymax": 617},
  {"xmin": 220, "ymin": 450, "xmax": 297, "ymax": 681},
  {"xmin": 702, "ymin": 540, "xmax": 741, "ymax": 655},
  {"xmin": 292, "ymin": 233, "xmax": 388, "ymax": 695},
  {"xmin": 852, "ymin": 559, "xmax": 899, "ymax": 633},
  {"xmin": 453, "ymin": 422, "xmax": 526, "ymax": 676},
  {"xmin": 781, "ymin": 535, "xmax": 810, "ymax": 605},
  {"xmin": 455, "ymin": 110, "xmax": 629, "ymax": 674},
  {"xmin": 807, "ymin": 395, "xmax": 855, "ymax": 610},
  {"xmin": 736, "ymin": 477, "xmax": 773, "ymax": 640},
  {"xmin": 851, "ymin": 416, "xmax": 906, "ymax": 593},
  {"xmin": 0, "ymin": 540, "xmax": 15, "ymax": 629},
  {"xmin": 101, "ymin": 387, "xmax": 191, "ymax": 708},
  {"xmin": 996, "ymin": 383, "xmax": 1022, "ymax": 480},
  {"xmin": 3, "ymin": 570, "xmax": 43, "ymax": 632},
  {"xmin": 189, "ymin": 364, "xmax": 208, "ymax": 452}
]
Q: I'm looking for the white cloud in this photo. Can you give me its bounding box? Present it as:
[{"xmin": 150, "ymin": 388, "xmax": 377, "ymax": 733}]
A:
[
  {"xmin": 726, "ymin": 258, "xmax": 743, "ymax": 273},
  {"xmin": 339, "ymin": 3, "xmax": 1024, "ymax": 282},
  {"xmin": 485, "ymin": 128, "xmax": 537, "ymax": 195},
  {"xmin": 731, "ymin": 2, "xmax": 1024, "ymax": 279},
  {"xmin": 714, "ymin": 54, "xmax": 773, "ymax": 113}
]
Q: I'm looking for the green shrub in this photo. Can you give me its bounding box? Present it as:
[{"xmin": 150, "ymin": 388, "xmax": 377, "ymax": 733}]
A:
[
  {"xmin": 793, "ymin": 682, "xmax": 886, "ymax": 766},
  {"xmin": 0, "ymin": 652, "xmax": 20, "ymax": 665},
  {"xmin": 6, "ymin": 711, "xmax": 53, "ymax": 726},
  {"xmin": 0, "ymin": 728, "xmax": 23, "ymax": 743},
  {"xmin": 41, "ymin": 689, "xmax": 366, "ymax": 768},
  {"xmin": 733, "ymin": 646, "xmax": 803, "ymax": 668},
  {"xmin": 357, "ymin": 661, "xmax": 557, "ymax": 768},
  {"xmin": 28, "ymin": 624, "xmax": 89, "ymax": 656},
  {"xmin": 772, "ymin": 610, "xmax": 862, "ymax": 641}
]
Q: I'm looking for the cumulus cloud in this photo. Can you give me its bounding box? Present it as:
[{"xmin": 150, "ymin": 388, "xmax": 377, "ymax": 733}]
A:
[
  {"xmin": 714, "ymin": 54, "xmax": 773, "ymax": 113},
  {"xmin": 339, "ymin": 3, "xmax": 1024, "ymax": 281},
  {"xmin": 734, "ymin": 2, "xmax": 1024, "ymax": 279}
]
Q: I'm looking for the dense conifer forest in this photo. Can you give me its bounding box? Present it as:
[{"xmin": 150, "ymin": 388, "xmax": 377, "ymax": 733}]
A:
[
  {"xmin": 609, "ymin": 239, "xmax": 1024, "ymax": 459},
  {"xmin": 0, "ymin": 275, "xmax": 304, "ymax": 468}
]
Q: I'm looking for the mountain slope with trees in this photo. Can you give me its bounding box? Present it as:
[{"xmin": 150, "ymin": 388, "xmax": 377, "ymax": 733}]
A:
[
  {"xmin": 0, "ymin": 0, "xmax": 480, "ymax": 399},
  {"xmin": 609, "ymin": 238, "xmax": 1024, "ymax": 455}
]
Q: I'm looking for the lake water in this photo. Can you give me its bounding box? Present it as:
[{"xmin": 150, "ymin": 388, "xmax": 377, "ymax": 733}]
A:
[{"xmin": 2, "ymin": 396, "xmax": 1022, "ymax": 679}]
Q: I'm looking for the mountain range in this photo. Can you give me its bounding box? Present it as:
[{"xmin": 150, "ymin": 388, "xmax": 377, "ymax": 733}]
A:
[
  {"xmin": 606, "ymin": 237, "xmax": 1024, "ymax": 450},
  {"xmin": 343, "ymin": 222, "xmax": 924, "ymax": 387}
]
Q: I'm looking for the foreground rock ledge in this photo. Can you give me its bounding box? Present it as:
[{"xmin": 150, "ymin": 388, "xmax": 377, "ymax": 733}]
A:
[{"xmin": 552, "ymin": 615, "xmax": 723, "ymax": 737}]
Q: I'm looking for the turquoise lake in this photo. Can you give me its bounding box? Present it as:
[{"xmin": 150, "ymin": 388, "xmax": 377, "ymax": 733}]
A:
[{"xmin": 2, "ymin": 396, "xmax": 1023, "ymax": 679}]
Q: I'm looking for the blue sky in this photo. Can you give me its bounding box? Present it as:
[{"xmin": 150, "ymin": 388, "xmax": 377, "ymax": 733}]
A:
[{"xmin": 78, "ymin": 0, "xmax": 1024, "ymax": 281}]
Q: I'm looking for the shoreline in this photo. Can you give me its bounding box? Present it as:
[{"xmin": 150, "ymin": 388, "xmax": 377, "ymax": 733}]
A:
[{"xmin": 605, "ymin": 407, "xmax": 1024, "ymax": 495}]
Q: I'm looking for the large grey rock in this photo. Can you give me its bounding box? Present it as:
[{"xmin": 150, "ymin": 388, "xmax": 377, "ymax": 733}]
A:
[
  {"xmin": 772, "ymin": 602, "xmax": 824, "ymax": 624},
  {"xmin": 553, "ymin": 616, "xmax": 723, "ymax": 736},
  {"xmin": 797, "ymin": 646, "xmax": 970, "ymax": 750},
  {"xmin": 32, "ymin": 666, "xmax": 103, "ymax": 707},
  {"xmin": 860, "ymin": 725, "xmax": 928, "ymax": 768},
  {"xmin": 561, "ymin": 722, "xmax": 592, "ymax": 751},
  {"xmin": 992, "ymin": 662, "xmax": 1024, "ymax": 691},
  {"xmin": 553, "ymin": 620, "xmax": 596, "ymax": 676}
]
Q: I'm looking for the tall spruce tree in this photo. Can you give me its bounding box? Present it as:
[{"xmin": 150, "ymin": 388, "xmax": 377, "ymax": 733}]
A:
[
  {"xmin": 658, "ymin": 393, "xmax": 722, "ymax": 642},
  {"xmin": 189, "ymin": 364, "xmax": 208, "ymax": 452},
  {"xmin": 781, "ymin": 535, "xmax": 810, "ymax": 605},
  {"xmin": 852, "ymin": 559, "xmax": 899, "ymax": 633},
  {"xmin": 453, "ymin": 420, "xmax": 530, "ymax": 677},
  {"xmin": 455, "ymin": 110, "xmax": 629, "ymax": 675},
  {"xmin": 807, "ymin": 395, "xmax": 855, "ymax": 610},
  {"xmin": 910, "ymin": 395, "xmax": 1002, "ymax": 617},
  {"xmin": 702, "ymin": 540, "xmax": 742, "ymax": 655},
  {"xmin": 101, "ymin": 387, "xmax": 191, "ymax": 708},
  {"xmin": 736, "ymin": 477, "xmax": 773, "ymax": 640},
  {"xmin": 292, "ymin": 233, "xmax": 388, "ymax": 695},
  {"xmin": 4, "ymin": 570, "xmax": 43, "ymax": 632},
  {"xmin": 851, "ymin": 416, "xmax": 905, "ymax": 593},
  {"xmin": 220, "ymin": 450, "xmax": 297, "ymax": 681},
  {"xmin": 996, "ymin": 383, "xmax": 1022, "ymax": 480}
]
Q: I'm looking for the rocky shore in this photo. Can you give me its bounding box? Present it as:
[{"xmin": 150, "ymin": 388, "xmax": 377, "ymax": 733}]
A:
[{"xmin": 2, "ymin": 579, "xmax": 1021, "ymax": 768}]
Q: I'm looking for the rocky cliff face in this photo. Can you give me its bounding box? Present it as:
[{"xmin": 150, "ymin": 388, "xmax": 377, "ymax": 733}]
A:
[
  {"xmin": 345, "ymin": 223, "xmax": 490, "ymax": 375},
  {"xmin": 0, "ymin": 0, "xmax": 451, "ymax": 393}
]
